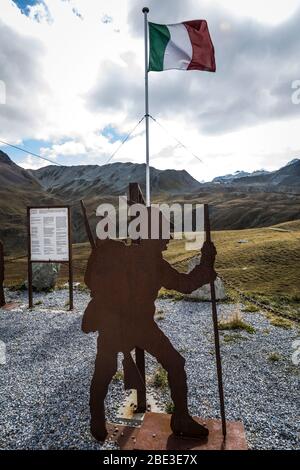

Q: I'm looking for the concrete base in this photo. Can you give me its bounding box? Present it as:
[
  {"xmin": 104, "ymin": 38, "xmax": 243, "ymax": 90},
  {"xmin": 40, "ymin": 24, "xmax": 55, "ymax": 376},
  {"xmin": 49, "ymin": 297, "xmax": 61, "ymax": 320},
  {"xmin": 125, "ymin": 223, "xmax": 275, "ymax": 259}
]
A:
[
  {"xmin": 134, "ymin": 413, "xmax": 247, "ymax": 450},
  {"xmin": 116, "ymin": 390, "xmax": 164, "ymax": 425}
]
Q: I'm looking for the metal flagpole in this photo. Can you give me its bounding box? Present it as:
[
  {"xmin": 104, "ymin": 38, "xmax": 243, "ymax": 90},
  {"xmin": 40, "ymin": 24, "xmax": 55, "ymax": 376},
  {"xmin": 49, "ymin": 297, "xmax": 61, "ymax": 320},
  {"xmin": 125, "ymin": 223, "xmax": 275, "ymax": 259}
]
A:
[{"xmin": 142, "ymin": 7, "xmax": 150, "ymax": 207}]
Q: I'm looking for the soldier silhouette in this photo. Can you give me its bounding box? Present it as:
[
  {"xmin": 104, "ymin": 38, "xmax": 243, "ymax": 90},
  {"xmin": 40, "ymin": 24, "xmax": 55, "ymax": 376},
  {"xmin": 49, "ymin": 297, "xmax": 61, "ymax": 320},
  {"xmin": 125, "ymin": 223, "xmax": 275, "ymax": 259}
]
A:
[{"xmin": 82, "ymin": 207, "xmax": 217, "ymax": 442}]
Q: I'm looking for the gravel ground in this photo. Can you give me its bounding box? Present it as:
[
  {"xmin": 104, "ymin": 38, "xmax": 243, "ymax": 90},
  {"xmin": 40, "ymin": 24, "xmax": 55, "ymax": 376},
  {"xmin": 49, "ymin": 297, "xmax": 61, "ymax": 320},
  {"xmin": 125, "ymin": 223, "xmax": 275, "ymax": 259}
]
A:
[{"xmin": 0, "ymin": 288, "xmax": 299, "ymax": 450}]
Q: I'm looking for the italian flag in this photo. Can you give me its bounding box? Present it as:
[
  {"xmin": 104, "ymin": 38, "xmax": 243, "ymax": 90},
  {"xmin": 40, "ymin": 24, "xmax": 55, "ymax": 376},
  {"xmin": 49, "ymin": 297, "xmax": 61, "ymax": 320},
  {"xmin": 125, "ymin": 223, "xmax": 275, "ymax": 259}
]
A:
[{"xmin": 149, "ymin": 20, "xmax": 216, "ymax": 72}]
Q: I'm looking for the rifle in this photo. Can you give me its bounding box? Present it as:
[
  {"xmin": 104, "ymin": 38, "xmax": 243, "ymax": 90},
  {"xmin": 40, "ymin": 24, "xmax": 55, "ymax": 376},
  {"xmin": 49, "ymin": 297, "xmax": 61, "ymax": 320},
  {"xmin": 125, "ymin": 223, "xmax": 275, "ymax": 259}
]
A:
[{"xmin": 80, "ymin": 200, "xmax": 96, "ymax": 250}]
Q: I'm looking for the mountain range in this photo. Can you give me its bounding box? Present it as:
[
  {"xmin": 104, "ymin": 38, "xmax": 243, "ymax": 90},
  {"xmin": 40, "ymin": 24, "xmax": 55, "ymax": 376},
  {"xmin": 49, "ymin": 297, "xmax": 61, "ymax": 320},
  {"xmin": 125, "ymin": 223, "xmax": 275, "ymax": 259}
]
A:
[{"xmin": 0, "ymin": 149, "xmax": 299, "ymax": 253}]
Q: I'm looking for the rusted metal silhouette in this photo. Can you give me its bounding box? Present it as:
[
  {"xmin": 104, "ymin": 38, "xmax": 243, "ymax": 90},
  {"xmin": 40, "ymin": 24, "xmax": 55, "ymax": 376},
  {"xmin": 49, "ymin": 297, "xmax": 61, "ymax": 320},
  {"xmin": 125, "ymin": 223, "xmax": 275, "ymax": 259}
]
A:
[
  {"xmin": 81, "ymin": 202, "xmax": 217, "ymax": 442},
  {"xmin": 0, "ymin": 240, "xmax": 5, "ymax": 307}
]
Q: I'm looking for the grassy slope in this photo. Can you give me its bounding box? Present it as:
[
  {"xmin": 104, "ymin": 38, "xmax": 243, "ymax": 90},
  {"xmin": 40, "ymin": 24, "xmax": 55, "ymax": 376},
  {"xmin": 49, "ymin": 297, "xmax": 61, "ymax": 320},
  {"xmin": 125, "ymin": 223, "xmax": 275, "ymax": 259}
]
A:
[
  {"xmin": 4, "ymin": 220, "xmax": 300, "ymax": 318},
  {"xmin": 165, "ymin": 220, "xmax": 300, "ymax": 318}
]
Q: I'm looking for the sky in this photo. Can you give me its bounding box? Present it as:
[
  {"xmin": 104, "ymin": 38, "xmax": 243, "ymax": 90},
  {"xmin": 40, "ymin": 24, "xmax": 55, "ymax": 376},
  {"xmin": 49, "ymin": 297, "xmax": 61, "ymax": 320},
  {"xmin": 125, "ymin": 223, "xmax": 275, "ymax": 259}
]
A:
[{"xmin": 0, "ymin": 0, "xmax": 300, "ymax": 181}]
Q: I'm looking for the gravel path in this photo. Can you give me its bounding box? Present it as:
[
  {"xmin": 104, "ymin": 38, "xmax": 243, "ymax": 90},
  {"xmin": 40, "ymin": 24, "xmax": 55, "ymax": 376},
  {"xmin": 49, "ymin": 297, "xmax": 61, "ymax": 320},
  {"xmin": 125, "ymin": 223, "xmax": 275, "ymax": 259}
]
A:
[{"xmin": 0, "ymin": 288, "xmax": 299, "ymax": 450}]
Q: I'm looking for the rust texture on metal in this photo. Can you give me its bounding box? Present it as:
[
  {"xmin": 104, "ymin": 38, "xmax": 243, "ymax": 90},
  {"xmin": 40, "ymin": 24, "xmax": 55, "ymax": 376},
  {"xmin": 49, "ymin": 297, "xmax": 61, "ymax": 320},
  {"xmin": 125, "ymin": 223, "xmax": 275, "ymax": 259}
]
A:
[
  {"xmin": 133, "ymin": 413, "xmax": 248, "ymax": 451},
  {"xmin": 106, "ymin": 423, "xmax": 140, "ymax": 450},
  {"xmin": 82, "ymin": 184, "xmax": 218, "ymax": 443},
  {"xmin": 27, "ymin": 206, "xmax": 73, "ymax": 310}
]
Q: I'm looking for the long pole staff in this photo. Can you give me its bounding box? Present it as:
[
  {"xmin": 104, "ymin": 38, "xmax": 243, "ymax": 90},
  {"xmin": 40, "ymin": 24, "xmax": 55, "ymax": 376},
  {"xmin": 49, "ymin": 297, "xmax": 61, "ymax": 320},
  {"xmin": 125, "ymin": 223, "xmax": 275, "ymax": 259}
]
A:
[
  {"xmin": 142, "ymin": 7, "xmax": 150, "ymax": 207},
  {"xmin": 204, "ymin": 204, "xmax": 226, "ymax": 437}
]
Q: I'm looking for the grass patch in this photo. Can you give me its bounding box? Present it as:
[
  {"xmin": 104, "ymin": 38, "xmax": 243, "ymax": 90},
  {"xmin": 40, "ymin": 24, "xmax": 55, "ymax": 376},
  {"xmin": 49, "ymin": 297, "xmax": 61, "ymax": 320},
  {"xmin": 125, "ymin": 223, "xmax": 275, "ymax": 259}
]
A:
[
  {"xmin": 153, "ymin": 366, "xmax": 168, "ymax": 389},
  {"xmin": 113, "ymin": 370, "xmax": 124, "ymax": 382},
  {"xmin": 34, "ymin": 300, "xmax": 43, "ymax": 306},
  {"xmin": 269, "ymin": 315, "xmax": 293, "ymax": 329},
  {"xmin": 267, "ymin": 352, "xmax": 282, "ymax": 362},
  {"xmin": 158, "ymin": 288, "xmax": 184, "ymax": 301},
  {"xmin": 161, "ymin": 225, "xmax": 300, "ymax": 320},
  {"xmin": 218, "ymin": 308, "xmax": 256, "ymax": 334},
  {"xmin": 8, "ymin": 282, "xmax": 26, "ymax": 292},
  {"xmin": 242, "ymin": 302, "xmax": 260, "ymax": 313},
  {"xmin": 222, "ymin": 333, "xmax": 248, "ymax": 343}
]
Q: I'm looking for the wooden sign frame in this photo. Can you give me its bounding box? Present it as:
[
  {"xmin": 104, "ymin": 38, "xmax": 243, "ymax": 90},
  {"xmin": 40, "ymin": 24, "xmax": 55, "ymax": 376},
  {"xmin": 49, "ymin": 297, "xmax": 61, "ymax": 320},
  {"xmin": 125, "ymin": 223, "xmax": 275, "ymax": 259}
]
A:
[{"xmin": 27, "ymin": 206, "xmax": 73, "ymax": 310}]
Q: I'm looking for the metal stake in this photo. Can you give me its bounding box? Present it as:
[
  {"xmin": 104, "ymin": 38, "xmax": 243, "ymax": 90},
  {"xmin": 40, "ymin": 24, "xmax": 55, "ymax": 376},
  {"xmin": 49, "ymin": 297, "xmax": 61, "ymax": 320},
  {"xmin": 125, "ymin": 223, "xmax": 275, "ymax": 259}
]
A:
[
  {"xmin": 204, "ymin": 204, "xmax": 226, "ymax": 436},
  {"xmin": 142, "ymin": 7, "xmax": 150, "ymax": 207}
]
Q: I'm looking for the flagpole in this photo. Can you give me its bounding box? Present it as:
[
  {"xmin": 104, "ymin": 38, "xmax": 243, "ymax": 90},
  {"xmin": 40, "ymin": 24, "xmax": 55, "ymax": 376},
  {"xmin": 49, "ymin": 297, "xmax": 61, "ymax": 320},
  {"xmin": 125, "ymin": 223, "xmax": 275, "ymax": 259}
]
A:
[
  {"xmin": 204, "ymin": 204, "xmax": 227, "ymax": 437},
  {"xmin": 142, "ymin": 7, "xmax": 150, "ymax": 207}
]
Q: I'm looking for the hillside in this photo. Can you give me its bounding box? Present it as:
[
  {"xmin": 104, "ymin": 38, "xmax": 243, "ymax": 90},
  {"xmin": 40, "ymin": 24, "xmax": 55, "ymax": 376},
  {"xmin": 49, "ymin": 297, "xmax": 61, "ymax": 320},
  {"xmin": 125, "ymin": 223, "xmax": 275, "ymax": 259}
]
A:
[
  {"xmin": 212, "ymin": 169, "xmax": 270, "ymax": 183},
  {"xmin": 1, "ymin": 151, "xmax": 300, "ymax": 253},
  {"xmin": 0, "ymin": 151, "xmax": 61, "ymax": 253},
  {"xmin": 169, "ymin": 187, "xmax": 300, "ymax": 230},
  {"xmin": 215, "ymin": 158, "xmax": 300, "ymax": 193},
  {"xmin": 30, "ymin": 162, "xmax": 202, "ymax": 199},
  {"xmin": 31, "ymin": 157, "xmax": 300, "ymax": 242}
]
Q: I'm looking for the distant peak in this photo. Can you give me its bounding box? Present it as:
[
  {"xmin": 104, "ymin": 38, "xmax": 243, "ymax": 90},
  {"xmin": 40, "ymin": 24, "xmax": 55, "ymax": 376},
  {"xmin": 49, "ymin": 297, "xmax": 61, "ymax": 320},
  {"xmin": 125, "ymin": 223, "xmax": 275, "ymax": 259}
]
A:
[{"xmin": 285, "ymin": 158, "xmax": 299, "ymax": 167}]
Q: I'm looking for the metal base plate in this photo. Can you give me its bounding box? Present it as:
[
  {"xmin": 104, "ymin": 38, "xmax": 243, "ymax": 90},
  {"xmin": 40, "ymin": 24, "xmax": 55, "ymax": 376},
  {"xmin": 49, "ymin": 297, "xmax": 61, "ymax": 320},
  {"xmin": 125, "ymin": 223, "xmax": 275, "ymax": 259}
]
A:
[
  {"xmin": 1, "ymin": 302, "xmax": 20, "ymax": 310},
  {"xmin": 106, "ymin": 423, "xmax": 140, "ymax": 450},
  {"xmin": 133, "ymin": 412, "xmax": 248, "ymax": 451}
]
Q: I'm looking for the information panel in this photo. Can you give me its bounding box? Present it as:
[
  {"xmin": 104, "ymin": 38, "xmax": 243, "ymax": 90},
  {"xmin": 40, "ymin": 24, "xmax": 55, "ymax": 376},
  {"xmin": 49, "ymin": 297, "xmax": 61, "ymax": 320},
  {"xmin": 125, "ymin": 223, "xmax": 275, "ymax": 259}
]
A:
[{"xmin": 29, "ymin": 207, "xmax": 69, "ymax": 262}]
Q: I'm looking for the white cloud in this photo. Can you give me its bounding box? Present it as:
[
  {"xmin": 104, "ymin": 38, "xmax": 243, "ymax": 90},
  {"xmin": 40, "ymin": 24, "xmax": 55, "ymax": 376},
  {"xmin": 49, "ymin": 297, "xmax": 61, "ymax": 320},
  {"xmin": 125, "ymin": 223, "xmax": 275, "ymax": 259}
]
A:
[
  {"xmin": 207, "ymin": 0, "xmax": 300, "ymax": 25},
  {"xmin": 18, "ymin": 155, "xmax": 49, "ymax": 170}
]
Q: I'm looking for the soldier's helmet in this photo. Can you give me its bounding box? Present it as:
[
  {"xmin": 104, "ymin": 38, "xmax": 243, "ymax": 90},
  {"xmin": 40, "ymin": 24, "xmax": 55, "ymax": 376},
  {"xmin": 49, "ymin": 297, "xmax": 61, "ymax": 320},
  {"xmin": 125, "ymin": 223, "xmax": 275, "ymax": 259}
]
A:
[{"xmin": 128, "ymin": 205, "xmax": 172, "ymax": 250}]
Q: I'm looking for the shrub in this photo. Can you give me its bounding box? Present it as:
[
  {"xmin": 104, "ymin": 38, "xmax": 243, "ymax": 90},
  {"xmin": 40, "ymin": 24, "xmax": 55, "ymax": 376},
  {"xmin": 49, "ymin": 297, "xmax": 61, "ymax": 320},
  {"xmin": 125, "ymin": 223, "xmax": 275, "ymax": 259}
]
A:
[
  {"xmin": 218, "ymin": 307, "xmax": 256, "ymax": 334},
  {"xmin": 268, "ymin": 352, "xmax": 282, "ymax": 362},
  {"xmin": 269, "ymin": 316, "xmax": 293, "ymax": 329},
  {"xmin": 242, "ymin": 302, "xmax": 260, "ymax": 313},
  {"xmin": 165, "ymin": 401, "xmax": 175, "ymax": 414},
  {"xmin": 153, "ymin": 366, "xmax": 168, "ymax": 389}
]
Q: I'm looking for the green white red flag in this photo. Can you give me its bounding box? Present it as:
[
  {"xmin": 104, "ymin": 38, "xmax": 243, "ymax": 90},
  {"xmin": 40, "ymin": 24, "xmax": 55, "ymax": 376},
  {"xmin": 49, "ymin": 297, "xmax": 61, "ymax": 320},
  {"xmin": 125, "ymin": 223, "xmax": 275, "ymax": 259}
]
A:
[{"xmin": 149, "ymin": 20, "xmax": 216, "ymax": 72}]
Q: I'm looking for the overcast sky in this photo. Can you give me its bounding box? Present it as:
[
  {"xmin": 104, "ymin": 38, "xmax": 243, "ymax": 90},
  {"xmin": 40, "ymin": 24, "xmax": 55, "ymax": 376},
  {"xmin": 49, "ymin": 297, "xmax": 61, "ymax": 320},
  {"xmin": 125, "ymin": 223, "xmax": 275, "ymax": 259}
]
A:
[{"xmin": 0, "ymin": 0, "xmax": 300, "ymax": 181}]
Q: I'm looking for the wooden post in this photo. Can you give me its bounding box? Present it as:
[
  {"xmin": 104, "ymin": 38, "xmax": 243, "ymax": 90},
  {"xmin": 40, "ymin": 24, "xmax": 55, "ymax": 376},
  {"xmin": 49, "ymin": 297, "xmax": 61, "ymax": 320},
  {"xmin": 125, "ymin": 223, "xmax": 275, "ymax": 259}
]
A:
[
  {"xmin": 129, "ymin": 182, "xmax": 147, "ymax": 413},
  {"xmin": 27, "ymin": 207, "xmax": 33, "ymax": 309},
  {"xmin": 204, "ymin": 203, "xmax": 226, "ymax": 437}
]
